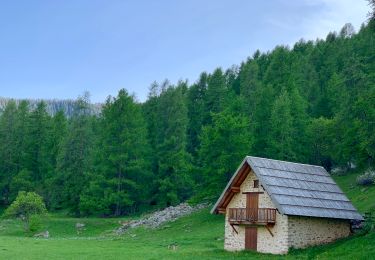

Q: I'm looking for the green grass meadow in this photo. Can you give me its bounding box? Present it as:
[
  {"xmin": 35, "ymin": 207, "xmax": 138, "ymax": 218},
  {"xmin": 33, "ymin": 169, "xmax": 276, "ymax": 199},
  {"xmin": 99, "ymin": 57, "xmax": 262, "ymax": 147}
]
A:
[{"xmin": 0, "ymin": 172, "xmax": 374, "ymax": 260}]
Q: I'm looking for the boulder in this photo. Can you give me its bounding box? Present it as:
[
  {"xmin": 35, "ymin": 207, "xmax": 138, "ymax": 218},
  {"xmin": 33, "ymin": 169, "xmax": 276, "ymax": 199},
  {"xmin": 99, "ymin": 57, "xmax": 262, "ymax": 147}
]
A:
[
  {"xmin": 34, "ymin": 231, "xmax": 49, "ymax": 238},
  {"xmin": 75, "ymin": 223, "xmax": 85, "ymax": 229}
]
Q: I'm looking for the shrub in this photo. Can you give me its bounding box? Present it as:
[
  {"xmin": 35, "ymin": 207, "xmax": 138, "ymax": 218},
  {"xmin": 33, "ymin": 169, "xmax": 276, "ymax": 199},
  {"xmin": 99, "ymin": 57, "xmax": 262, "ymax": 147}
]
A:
[
  {"xmin": 29, "ymin": 214, "xmax": 43, "ymax": 232},
  {"xmin": 356, "ymin": 170, "xmax": 375, "ymax": 186},
  {"xmin": 3, "ymin": 191, "xmax": 47, "ymax": 232}
]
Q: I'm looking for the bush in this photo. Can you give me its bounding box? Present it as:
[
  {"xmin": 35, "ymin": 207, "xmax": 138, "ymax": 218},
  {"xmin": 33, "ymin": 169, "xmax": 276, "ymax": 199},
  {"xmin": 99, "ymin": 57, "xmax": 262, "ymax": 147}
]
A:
[
  {"xmin": 29, "ymin": 214, "xmax": 43, "ymax": 232},
  {"xmin": 356, "ymin": 170, "xmax": 375, "ymax": 186},
  {"xmin": 3, "ymin": 191, "xmax": 47, "ymax": 232}
]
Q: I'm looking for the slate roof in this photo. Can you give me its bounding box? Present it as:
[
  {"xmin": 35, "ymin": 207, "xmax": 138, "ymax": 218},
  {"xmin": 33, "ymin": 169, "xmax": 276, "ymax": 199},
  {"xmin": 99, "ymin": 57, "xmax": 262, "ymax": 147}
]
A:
[{"xmin": 211, "ymin": 156, "xmax": 364, "ymax": 221}]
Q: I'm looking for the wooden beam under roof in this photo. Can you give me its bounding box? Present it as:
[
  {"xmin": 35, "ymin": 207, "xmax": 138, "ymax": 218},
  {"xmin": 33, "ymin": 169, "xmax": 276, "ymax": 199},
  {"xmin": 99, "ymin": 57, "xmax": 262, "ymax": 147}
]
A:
[{"xmin": 231, "ymin": 187, "xmax": 240, "ymax": 193}]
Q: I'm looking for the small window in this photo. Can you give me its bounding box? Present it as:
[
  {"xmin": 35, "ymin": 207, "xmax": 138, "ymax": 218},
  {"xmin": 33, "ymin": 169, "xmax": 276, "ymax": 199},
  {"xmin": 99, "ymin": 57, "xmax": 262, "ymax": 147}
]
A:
[{"xmin": 254, "ymin": 180, "xmax": 259, "ymax": 188}]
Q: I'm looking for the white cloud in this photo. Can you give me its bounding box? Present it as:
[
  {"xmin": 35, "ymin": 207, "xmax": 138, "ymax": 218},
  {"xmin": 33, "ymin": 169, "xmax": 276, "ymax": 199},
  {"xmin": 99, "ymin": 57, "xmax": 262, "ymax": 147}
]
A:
[{"xmin": 300, "ymin": 0, "xmax": 370, "ymax": 41}]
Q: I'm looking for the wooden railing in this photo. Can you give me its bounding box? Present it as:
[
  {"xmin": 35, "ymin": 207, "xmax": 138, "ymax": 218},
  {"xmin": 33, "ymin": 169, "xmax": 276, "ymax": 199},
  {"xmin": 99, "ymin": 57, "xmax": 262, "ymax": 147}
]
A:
[{"xmin": 228, "ymin": 208, "xmax": 276, "ymax": 224}]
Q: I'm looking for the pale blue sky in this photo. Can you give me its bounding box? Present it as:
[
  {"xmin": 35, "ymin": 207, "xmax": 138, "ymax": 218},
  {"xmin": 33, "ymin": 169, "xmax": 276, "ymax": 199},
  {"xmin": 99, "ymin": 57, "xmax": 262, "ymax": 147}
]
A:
[{"xmin": 0, "ymin": 0, "xmax": 370, "ymax": 102}]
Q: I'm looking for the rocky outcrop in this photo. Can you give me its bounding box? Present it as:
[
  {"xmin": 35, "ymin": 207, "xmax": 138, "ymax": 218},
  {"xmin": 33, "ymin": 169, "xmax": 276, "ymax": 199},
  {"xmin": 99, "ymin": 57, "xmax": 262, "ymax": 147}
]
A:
[
  {"xmin": 0, "ymin": 97, "xmax": 102, "ymax": 117},
  {"xmin": 116, "ymin": 203, "xmax": 207, "ymax": 234}
]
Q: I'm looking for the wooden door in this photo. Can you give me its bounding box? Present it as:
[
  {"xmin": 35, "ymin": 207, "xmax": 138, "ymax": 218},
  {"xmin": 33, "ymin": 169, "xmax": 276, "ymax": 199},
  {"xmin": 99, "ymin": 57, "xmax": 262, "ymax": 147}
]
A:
[
  {"xmin": 245, "ymin": 226, "xmax": 257, "ymax": 250},
  {"xmin": 246, "ymin": 193, "xmax": 259, "ymax": 221}
]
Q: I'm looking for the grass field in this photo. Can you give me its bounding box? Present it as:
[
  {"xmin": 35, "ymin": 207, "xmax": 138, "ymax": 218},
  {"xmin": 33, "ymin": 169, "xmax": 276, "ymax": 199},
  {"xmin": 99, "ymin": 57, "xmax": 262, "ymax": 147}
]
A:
[{"xmin": 0, "ymin": 171, "xmax": 374, "ymax": 259}]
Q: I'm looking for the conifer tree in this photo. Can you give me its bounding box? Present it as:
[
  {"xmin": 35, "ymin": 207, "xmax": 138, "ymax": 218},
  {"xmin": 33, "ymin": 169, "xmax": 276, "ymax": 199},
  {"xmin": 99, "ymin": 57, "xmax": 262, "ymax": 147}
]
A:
[
  {"xmin": 268, "ymin": 90, "xmax": 295, "ymax": 160},
  {"xmin": 204, "ymin": 68, "xmax": 229, "ymax": 123},
  {"xmin": 53, "ymin": 94, "xmax": 94, "ymax": 215},
  {"xmin": 0, "ymin": 101, "xmax": 19, "ymax": 205},
  {"xmin": 80, "ymin": 89, "xmax": 151, "ymax": 216},
  {"xmin": 155, "ymin": 83, "xmax": 192, "ymax": 206},
  {"xmin": 198, "ymin": 109, "xmax": 253, "ymax": 197}
]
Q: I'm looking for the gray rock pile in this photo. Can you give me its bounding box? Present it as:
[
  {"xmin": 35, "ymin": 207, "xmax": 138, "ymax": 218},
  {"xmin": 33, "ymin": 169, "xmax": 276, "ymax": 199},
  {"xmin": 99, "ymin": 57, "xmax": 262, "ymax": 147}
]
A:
[
  {"xmin": 33, "ymin": 230, "xmax": 49, "ymax": 238},
  {"xmin": 116, "ymin": 203, "xmax": 207, "ymax": 234}
]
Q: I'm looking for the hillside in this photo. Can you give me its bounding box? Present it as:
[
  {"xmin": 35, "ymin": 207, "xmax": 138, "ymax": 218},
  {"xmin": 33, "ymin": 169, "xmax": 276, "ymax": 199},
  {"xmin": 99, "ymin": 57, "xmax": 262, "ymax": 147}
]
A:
[
  {"xmin": 0, "ymin": 171, "xmax": 373, "ymax": 259},
  {"xmin": 0, "ymin": 21, "xmax": 374, "ymax": 218}
]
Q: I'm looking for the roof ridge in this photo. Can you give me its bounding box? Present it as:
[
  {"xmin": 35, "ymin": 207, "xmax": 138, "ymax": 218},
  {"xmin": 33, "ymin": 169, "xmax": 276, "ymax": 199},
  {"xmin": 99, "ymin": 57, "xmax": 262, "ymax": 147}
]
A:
[
  {"xmin": 266, "ymin": 184, "xmax": 346, "ymax": 195},
  {"xmin": 262, "ymin": 174, "xmax": 336, "ymax": 185},
  {"xmin": 254, "ymin": 165, "xmax": 329, "ymax": 177},
  {"xmin": 266, "ymin": 183, "xmax": 342, "ymax": 194},
  {"xmin": 272, "ymin": 193, "xmax": 350, "ymax": 202},
  {"xmin": 247, "ymin": 156, "xmax": 325, "ymax": 169}
]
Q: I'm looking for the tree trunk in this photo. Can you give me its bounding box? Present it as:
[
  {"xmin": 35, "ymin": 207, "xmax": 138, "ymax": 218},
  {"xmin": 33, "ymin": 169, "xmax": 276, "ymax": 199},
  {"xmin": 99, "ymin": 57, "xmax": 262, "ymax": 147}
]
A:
[{"xmin": 115, "ymin": 166, "xmax": 122, "ymax": 216}]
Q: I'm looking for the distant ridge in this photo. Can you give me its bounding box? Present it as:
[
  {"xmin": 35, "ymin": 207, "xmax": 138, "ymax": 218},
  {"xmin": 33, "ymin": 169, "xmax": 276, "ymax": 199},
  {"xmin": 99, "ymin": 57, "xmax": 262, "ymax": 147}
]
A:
[{"xmin": 0, "ymin": 97, "xmax": 102, "ymax": 117}]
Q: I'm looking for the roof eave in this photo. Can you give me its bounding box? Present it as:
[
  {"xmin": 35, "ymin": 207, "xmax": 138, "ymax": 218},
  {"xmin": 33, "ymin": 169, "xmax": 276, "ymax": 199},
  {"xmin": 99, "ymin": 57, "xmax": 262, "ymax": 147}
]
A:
[{"xmin": 210, "ymin": 157, "xmax": 249, "ymax": 214}]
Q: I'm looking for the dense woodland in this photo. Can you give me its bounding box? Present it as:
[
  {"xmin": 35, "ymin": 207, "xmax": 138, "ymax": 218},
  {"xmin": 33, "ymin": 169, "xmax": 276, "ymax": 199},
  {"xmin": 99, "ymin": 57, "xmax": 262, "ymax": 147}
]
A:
[{"xmin": 0, "ymin": 21, "xmax": 374, "ymax": 217}]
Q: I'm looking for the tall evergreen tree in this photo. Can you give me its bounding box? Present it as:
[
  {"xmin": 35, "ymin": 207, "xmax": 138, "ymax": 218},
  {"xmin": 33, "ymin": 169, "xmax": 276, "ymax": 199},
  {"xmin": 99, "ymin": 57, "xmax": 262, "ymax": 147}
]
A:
[
  {"xmin": 155, "ymin": 83, "xmax": 192, "ymax": 206},
  {"xmin": 268, "ymin": 90, "xmax": 295, "ymax": 160},
  {"xmin": 80, "ymin": 89, "xmax": 151, "ymax": 216},
  {"xmin": 187, "ymin": 73, "xmax": 207, "ymax": 157},
  {"xmin": 24, "ymin": 102, "xmax": 52, "ymax": 189},
  {"xmin": 204, "ymin": 68, "xmax": 229, "ymax": 123},
  {"xmin": 0, "ymin": 101, "xmax": 19, "ymax": 205},
  {"xmin": 198, "ymin": 109, "xmax": 253, "ymax": 197},
  {"xmin": 53, "ymin": 95, "xmax": 94, "ymax": 215}
]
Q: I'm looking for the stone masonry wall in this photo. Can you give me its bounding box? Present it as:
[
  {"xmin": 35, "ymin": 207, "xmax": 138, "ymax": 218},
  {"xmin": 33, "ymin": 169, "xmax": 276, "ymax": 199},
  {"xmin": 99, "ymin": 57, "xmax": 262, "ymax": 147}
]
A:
[
  {"xmin": 224, "ymin": 170, "xmax": 289, "ymax": 254},
  {"xmin": 288, "ymin": 215, "xmax": 351, "ymax": 249}
]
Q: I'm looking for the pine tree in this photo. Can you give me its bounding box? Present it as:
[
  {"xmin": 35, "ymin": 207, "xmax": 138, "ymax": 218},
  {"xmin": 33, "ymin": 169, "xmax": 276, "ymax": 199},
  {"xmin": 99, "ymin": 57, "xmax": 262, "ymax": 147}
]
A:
[
  {"xmin": 155, "ymin": 83, "xmax": 192, "ymax": 206},
  {"xmin": 239, "ymin": 60, "xmax": 262, "ymax": 116},
  {"xmin": 0, "ymin": 101, "xmax": 19, "ymax": 205},
  {"xmin": 80, "ymin": 89, "xmax": 151, "ymax": 216},
  {"xmin": 268, "ymin": 90, "xmax": 295, "ymax": 160},
  {"xmin": 251, "ymin": 84, "xmax": 275, "ymax": 157},
  {"xmin": 307, "ymin": 117, "xmax": 334, "ymax": 169},
  {"xmin": 53, "ymin": 95, "xmax": 94, "ymax": 215},
  {"xmin": 198, "ymin": 109, "xmax": 253, "ymax": 198},
  {"xmin": 187, "ymin": 72, "xmax": 207, "ymax": 157},
  {"xmin": 24, "ymin": 102, "xmax": 52, "ymax": 188},
  {"xmin": 204, "ymin": 68, "xmax": 229, "ymax": 123}
]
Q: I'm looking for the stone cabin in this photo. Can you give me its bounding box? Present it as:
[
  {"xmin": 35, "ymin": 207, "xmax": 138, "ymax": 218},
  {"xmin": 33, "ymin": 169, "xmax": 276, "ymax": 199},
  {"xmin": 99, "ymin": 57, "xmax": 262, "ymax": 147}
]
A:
[{"xmin": 211, "ymin": 156, "xmax": 364, "ymax": 254}]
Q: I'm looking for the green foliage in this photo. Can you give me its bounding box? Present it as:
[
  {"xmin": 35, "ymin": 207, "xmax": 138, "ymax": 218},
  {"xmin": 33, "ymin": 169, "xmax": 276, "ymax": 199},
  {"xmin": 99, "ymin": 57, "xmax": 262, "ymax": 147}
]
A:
[
  {"xmin": 29, "ymin": 214, "xmax": 43, "ymax": 232},
  {"xmin": 80, "ymin": 89, "xmax": 151, "ymax": 216},
  {"xmin": 268, "ymin": 90, "xmax": 295, "ymax": 160},
  {"xmin": 3, "ymin": 191, "xmax": 47, "ymax": 232},
  {"xmin": 52, "ymin": 96, "xmax": 95, "ymax": 215},
  {"xmin": 306, "ymin": 117, "xmax": 334, "ymax": 169},
  {"xmin": 198, "ymin": 109, "xmax": 253, "ymax": 197},
  {"xmin": 155, "ymin": 82, "xmax": 193, "ymax": 206}
]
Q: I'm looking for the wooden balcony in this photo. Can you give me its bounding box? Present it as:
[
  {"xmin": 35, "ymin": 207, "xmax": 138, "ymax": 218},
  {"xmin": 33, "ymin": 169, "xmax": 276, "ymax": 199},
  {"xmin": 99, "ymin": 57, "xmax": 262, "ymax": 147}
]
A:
[{"xmin": 228, "ymin": 208, "xmax": 276, "ymax": 225}]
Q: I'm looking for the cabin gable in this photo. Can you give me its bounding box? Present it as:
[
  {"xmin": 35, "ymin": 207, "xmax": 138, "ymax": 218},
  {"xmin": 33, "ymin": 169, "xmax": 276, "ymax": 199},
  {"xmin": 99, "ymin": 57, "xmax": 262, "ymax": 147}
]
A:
[{"xmin": 224, "ymin": 170, "xmax": 289, "ymax": 254}]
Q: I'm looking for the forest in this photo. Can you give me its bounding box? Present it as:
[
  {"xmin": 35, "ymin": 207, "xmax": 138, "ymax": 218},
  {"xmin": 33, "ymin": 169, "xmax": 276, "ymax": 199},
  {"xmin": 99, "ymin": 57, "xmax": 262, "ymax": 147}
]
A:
[{"xmin": 0, "ymin": 21, "xmax": 374, "ymax": 217}]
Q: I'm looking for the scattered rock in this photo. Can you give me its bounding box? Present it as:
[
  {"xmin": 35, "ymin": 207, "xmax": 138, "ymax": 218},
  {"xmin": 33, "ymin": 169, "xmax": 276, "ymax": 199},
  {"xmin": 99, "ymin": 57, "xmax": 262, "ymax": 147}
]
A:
[
  {"xmin": 34, "ymin": 231, "xmax": 49, "ymax": 238},
  {"xmin": 116, "ymin": 203, "xmax": 208, "ymax": 234},
  {"xmin": 168, "ymin": 243, "xmax": 178, "ymax": 250},
  {"xmin": 331, "ymin": 167, "xmax": 345, "ymax": 174},
  {"xmin": 75, "ymin": 223, "xmax": 85, "ymax": 229},
  {"xmin": 351, "ymin": 219, "xmax": 363, "ymax": 231},
  {"xmin": 76, "ymin": 223, "xmax": 86, "ymax": 234}
]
